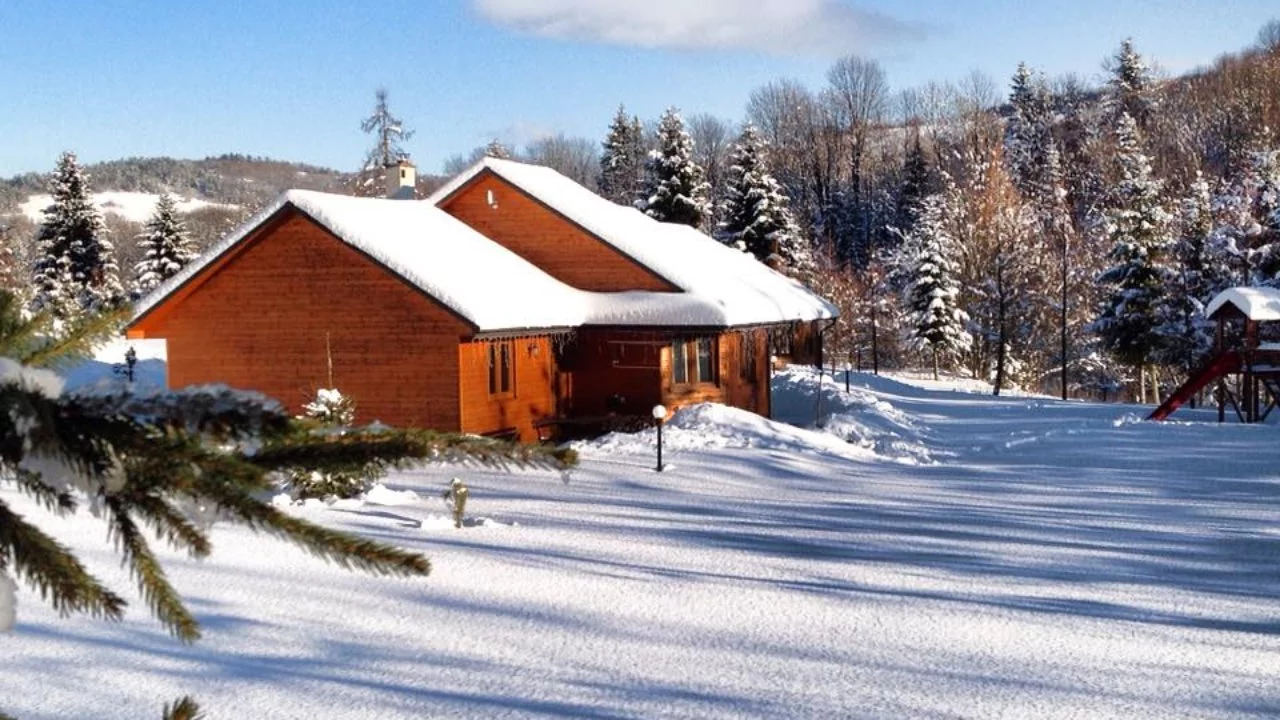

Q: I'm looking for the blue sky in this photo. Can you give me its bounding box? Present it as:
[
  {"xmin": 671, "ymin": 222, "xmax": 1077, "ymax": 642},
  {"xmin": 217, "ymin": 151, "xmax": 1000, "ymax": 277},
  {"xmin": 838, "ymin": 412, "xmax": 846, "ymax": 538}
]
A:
[{"xmin": 0, "ymin": 0, "xmax": 1274, "ymax": 177}]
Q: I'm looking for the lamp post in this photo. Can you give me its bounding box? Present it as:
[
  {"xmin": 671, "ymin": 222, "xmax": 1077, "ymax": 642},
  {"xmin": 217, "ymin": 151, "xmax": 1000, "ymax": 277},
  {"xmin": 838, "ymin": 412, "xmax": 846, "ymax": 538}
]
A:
[{"xmin": 652, "ymin": 404, "xmax": 668, "ymax": 472}]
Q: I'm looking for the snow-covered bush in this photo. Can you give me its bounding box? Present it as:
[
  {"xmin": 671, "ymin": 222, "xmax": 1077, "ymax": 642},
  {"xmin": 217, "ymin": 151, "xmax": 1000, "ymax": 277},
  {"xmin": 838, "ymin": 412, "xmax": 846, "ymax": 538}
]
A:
[{"xmin": 287, "ymin": 388, "xmax": 384, "ymax": 500}]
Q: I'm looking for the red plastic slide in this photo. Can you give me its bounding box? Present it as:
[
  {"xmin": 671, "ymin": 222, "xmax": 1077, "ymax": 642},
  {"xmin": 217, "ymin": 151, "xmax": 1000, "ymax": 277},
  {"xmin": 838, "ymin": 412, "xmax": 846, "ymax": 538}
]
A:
[{"xmin": 1148, "ymin": 351, "xmax": 1242, "ymax": 421}]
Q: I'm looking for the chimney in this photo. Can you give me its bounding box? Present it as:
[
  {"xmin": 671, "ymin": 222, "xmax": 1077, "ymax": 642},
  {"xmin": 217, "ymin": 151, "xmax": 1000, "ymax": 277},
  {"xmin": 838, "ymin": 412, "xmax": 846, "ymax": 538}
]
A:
[{"xmin": 385, "ymin": 158, "xmax": 416, "ymax": 200}]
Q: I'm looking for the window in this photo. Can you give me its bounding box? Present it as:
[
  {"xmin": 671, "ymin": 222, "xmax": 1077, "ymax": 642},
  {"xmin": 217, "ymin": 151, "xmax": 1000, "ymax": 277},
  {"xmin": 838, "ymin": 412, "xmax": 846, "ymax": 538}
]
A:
[
  {"xmin": 696, "ymin": 338, "xmax": 715, "ymax": 383},
  {"xmin": 488, "ymin": 340, "xmax": 514, "ymax": 396},
  {"xmin": 671, "ymin": 337, "xmax": 718, "ymax": 386},
  {"xmin": 671, "ymin": 340, "xmax": 688, "ymax": 384}
]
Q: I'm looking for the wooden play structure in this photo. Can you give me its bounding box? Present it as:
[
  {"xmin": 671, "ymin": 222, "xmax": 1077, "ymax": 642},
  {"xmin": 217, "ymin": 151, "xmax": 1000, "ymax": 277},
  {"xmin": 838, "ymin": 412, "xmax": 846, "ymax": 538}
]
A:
[{"xmin": 1149, "ymin": 287, "xmax": 1280, "ymax": 422}]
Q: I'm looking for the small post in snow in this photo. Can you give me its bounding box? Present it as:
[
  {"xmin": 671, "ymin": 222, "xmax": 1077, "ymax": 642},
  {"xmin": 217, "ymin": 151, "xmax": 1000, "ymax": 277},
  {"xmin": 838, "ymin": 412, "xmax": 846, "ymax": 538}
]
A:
[
  {"xmin": 815, "ymin": 369, "xmax": 825, "ymax": 428},
  {"xmin": 652, "ymin": 404, "xmax": 668, "ymax": 472},
  {"xmin": 441, "ymin": 477, "xmax": 469, "ymax": 528},
  {"xmin": 114, "ymin": 346, "xmax": 138, "ymax": 386}
]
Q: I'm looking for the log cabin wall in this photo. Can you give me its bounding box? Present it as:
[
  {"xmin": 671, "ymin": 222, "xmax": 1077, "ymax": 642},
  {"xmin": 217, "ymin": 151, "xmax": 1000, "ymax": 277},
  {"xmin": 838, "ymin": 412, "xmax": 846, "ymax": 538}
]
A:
[
  {"xmin": 779, "ymin": 320, "xmax": 825, "ymax": 367},
  {"xmin": 133, "ymin": 210, "xmax": 467, "ymax": 429},
  {"xmin": 457, "ymin": 335, "xmax": 558, "ymax": 442},
  {"xmin": 439, "ymin": 173, "xmax": 679, "ymax": 293}
]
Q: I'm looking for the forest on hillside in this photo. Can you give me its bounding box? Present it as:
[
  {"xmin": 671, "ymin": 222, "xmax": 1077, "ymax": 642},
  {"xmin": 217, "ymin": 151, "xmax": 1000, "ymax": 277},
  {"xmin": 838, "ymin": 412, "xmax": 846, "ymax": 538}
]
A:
[
  {"xmin": 459, "ymin": 23, "xmax": 1279, "ymax": 401},
  {"xmin": 2, "ymin": 22, "xmax": 1278, "ymax": 402}
]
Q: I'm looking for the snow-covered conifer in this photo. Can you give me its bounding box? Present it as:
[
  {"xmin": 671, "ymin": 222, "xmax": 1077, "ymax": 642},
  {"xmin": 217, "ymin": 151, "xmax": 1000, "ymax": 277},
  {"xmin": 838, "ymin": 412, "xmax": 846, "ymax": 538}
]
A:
[
  {"xmin": 901, "ymin": 189, "xmax": 971, "ymax": 379},
  {"xmin": 351, "ymin": 88, "xmax": 414, "ymax": 196},
  {"xmin": 1093, "ymin": 113, "xmax": 1172, "ymax": 394},
  {"xmin": 133, "ymin": 193, "xmax": 195, "ymax": 296},
  {"xmin": 0, "ymin": 285, "xmax": 566, "ymax": 709},
  {"xmin": 1208, "ymin": 148, "xmax": 1280, "ymax": 286},
  {"xmin": 361, "ymin": 88, "xmax": 413, "ymax": 170},
  {"xmin": 289, "ymin": 388, "xmax": 383, "ymax": 500},
  {"xmin": 894, "ymin": 132, "xmax": 932, "ymax": 238},
  {"xmin": 484, "ymin": 139, "xmax": 512, "ymax": 159},
  {"xmin": 1103, "ymin": 39, "xmax": 1158, "ymax": 131},
  {"xmin": 0, "ymin": 223, "xmax": 19, "ymax": 300},
  {"xmin": 1229, "ymin": 149, "xmax": 1280, "ymax": 284},
  {"xmin": 1154, "ymin": 174, "xmax": 1225, "ymax": 371},
  {"xmin": 599, "ymin": 105, "xmax": 646, "ymax": 207},
  {"xmin": 1005, "ymin": 63, "xmax": 1064, "ymax": 206},
  {"xmin": 643, "ymin": 108, "xmax": 710, "ymax": 228},
  {"xmin": 718, "ymin": 124, "xmax": 816, "ymax": 282},
  {"xmin": 1005, "ymin": 62, "xmax": 1079, "ymax": 397},
  {"xmin": 30, "ymin": 152, "xmax": 122, "ymax": 319}
]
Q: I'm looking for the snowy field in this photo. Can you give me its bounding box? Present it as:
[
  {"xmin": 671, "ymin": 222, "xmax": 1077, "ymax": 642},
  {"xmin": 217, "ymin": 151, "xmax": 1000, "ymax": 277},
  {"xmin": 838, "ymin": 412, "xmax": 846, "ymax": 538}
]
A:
[{"xmin": 3, "ymin": 367, "xmax": 1279, "ymax": 718}]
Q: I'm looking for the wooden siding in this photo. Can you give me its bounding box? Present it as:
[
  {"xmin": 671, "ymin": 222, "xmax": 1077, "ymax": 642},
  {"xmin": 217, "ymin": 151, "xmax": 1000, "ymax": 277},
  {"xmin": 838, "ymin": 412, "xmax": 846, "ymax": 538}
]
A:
[
  {"xmin": 458, "ymin": 336, "xmax": 558, "ymax": 442},
  {"xmin": 439, "ymin": 172, "xmax": 679, "ymax": 293},
  {"xmin": 783, "ymin": 320, "xmax": 825, "ymax": 367},
  {"xmin": 133, "ymin": 210, "xmax": 468, "ymax": 429}
]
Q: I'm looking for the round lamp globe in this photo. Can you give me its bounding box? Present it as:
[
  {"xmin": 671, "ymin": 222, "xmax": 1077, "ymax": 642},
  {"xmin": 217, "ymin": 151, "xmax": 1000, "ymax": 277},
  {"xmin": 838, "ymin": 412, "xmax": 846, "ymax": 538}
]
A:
[{"xmin": 651, "ymin": 404, "xmax": 668, "ymax": 421}]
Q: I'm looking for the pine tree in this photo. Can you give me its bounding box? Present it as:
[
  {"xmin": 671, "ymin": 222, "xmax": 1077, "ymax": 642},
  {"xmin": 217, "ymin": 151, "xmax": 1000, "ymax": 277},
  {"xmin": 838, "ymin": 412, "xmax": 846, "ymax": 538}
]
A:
[
  {"xmin": 1005, "ymin": 63, "xmax": 1064, "ymax": 207},
  {"xmin": 1154, "ymin": 174, "xmax": 1224, "ymax": 372},
  {"xmin": 1222, "ymin": 149, "xmax": 1280, "ymax": 284},
  {"xmin": 1093, "ymin": 113, "xmax": 1173, "ymax": 398},
  {"xmin": 134, "ymin": 194, "xmax": 195, "ymax": 296},
  {"xmin": 351, "ymin": 88, "xmax": 414, "ymax": 197},
  {"xmin": 288, "ymin": 388, "xmax": 384, "ymax": 500},
  {"xmin": 718, "ymin": 124, "xmax": 816, "ymax": 282},
  {"xmin": 484, "ymin": 139, "xmax": 512, "ymax": 159},
  {"xmin": 643, "ymin": 108, "xmax": 710, "ymax": 228},
  {"xmin": 599, "ymin": 105, "xmax": 646, "ymax": 207},
  {"xmin": 361, "ymin": 88, "xmax": 414, "ymax": 170},
  {"xmin": 1006, "ymin": 63, "xmax": 1042, "ymax": 193},
  {"xmin": 1103, "ymin": 39, "xmax": 1158, "ymax": 132},
  {"xmin": 1005, "ymin": 62, "xmax": 1076, "ymax": 399},
  {"xmin": 29, "ymin": 152, "xmax": 122, "ymax": 320},
  {"xmin": 0, "ymin": 290, "xmax": 574, "ymax": 716},
  {"xmin": 894, "ymin": 131, "xmax": 932, "ymax": 238},
  {"xmin": 0, "ymin": 223, "xmax": 18, "ymax": 300},
  {"xmin": 901, "ymin": 190, "xmax": 971, "ymax": 379}
]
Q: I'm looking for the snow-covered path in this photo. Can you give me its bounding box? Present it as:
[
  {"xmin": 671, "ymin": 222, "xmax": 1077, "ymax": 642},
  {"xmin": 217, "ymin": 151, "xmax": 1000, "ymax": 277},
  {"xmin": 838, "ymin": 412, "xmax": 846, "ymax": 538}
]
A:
[{"xmin": 3, "ymin": 370, "xmax": 1278, "ymax": 718}]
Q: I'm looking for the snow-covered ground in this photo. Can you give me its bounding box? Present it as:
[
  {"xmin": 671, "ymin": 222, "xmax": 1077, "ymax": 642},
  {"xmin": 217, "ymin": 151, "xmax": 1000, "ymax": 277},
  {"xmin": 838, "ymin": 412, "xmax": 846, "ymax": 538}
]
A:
[
  {"xmin": 17, "ymin": 191, "xmax": 235, "ymax": 224},
  {"xmin": 4, "ymin": 367, "xmax": 1279, "ymax": 718}
]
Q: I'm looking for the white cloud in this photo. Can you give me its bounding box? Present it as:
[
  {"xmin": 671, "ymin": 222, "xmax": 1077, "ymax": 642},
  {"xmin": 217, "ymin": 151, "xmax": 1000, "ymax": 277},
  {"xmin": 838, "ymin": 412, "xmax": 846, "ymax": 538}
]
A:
[{"xmin": 472, "ymin": 0, "xmax": 924, "ymax": 57}]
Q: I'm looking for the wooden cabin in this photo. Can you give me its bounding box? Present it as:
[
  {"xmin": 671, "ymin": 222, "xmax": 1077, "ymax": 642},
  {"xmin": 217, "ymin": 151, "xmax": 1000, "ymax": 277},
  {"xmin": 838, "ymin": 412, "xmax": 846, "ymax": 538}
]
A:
[{"xmin": 127, "ymin": 159, "xmax": 836, "ymax": 442}]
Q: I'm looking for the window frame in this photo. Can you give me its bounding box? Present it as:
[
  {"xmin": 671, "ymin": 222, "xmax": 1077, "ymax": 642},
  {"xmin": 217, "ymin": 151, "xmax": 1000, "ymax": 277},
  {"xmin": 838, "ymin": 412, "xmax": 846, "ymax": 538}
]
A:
[
  {"xmin": 694, "ymin": 337, "xmax": 716, "ymax": 384},
  {"xmin": 487, "ymin": 340, "xmax": 515, "ymax": 397},
  {"xmin": 671, "ymin": 339, "xmax": 689, "ymax": 384},
  {"xmin": 670, "ymin": 336, "xmax": 719, "ymax": 387}
]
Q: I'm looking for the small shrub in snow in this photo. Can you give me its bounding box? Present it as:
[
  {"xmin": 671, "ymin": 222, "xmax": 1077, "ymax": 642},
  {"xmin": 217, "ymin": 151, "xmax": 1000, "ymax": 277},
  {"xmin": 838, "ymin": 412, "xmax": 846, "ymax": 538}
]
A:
[{"xmin": 287, "ymin": 388, "xmax": 384, "ymax": 500}]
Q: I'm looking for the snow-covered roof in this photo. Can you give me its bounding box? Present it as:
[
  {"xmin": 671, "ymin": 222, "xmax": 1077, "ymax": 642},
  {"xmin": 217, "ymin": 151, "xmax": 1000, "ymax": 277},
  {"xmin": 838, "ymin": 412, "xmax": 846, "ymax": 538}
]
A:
[
  {"xmin": 131, "ymin": 188, "xmax": 834, "ymax": 334},
  {"xmin": 427, "ymin": 157, "xmax": 837, "ymax": 325},
  {"xmin": 1204, "ymin": 287, "xmax": 1280, "ymax": 321},
  {"xmin": 132, "ymin": 190, "xmax": 584, "ymax": 333}
]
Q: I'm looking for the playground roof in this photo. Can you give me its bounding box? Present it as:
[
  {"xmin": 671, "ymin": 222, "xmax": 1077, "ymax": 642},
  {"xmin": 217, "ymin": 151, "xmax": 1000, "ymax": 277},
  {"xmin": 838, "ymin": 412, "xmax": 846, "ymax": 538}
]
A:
[{"xmin": 1205, "ymin": 287, "xmax": 1280, "ymax": 321}]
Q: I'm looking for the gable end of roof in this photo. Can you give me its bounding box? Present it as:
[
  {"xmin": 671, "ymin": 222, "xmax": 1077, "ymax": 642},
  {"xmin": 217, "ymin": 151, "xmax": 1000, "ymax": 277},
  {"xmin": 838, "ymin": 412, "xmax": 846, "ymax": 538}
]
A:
[{"xmin": 432, "ymin": 165, "xmax": 681, "ymax": 292}]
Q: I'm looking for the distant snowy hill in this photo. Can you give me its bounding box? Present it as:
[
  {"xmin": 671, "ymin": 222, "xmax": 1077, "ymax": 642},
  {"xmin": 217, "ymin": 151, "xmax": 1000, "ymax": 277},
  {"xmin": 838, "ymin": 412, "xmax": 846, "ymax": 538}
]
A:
[
  {"xmin": 18, "ymin": 190, "xmax": 236, "ymax": 224},
  {"xmin": 0, "ymin": 155, "xmax": 346, "ymax": 215}
]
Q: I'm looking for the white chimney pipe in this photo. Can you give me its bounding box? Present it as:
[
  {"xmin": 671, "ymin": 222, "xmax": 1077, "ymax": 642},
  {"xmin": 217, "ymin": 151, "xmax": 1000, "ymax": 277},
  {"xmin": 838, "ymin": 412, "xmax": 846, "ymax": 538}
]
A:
[{"xmin": 386, "ymin": 159, "xmax": 416, "ymax": 200}]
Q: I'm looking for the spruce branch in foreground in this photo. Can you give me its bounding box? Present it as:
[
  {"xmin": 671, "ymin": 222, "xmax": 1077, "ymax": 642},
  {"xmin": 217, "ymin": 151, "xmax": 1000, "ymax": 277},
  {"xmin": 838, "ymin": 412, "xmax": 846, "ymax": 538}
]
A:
[{"xmin": 0, "ymin": 289, "xmax": 576, "ymax": 717}]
